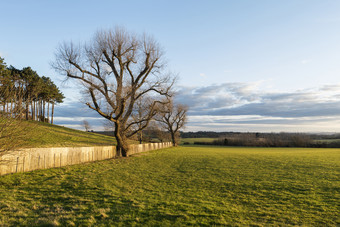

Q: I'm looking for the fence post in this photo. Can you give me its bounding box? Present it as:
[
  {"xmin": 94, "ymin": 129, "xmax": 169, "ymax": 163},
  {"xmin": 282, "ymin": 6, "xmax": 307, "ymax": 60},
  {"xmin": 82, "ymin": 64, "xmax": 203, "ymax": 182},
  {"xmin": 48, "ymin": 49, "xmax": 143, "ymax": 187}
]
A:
[
  {"xmin": 22, "ymin": 156, "xmax": 25, "ymax": 172},
  {"xmin": 16, "ymin": 157, "xmax": 19, "ymax": 173}
]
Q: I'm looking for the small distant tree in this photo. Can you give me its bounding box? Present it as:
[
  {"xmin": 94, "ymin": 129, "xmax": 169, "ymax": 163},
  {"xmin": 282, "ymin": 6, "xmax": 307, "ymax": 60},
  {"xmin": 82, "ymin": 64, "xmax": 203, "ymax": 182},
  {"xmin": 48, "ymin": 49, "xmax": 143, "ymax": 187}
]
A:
[
  {"xmin": 156, "ymin": 99, "xmax": 188, "ymax": 146},
  {"xmin": 82, "ymin": 120, "xmax": 91, "ymax": 132},
  {"xmin": 151, "ymin": 122, "xmax": 170, "ymax": 142},
  {"xmin": 130, "ymin": 97, "xmax": 157, "ymax": 144}
]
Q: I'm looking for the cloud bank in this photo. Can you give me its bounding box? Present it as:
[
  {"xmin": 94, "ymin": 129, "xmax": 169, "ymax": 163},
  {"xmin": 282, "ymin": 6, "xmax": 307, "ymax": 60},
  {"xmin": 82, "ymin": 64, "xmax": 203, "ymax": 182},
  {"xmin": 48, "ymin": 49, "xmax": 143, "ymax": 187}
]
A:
[
  {"xmin": 53, "ymin": 100, "xmax": 108, "ymax": 131},
  {"xmin": 175, "ymin": 82, "xmax": 340, "ymax": 132},
  {"xmin": 53, "ymin": 82, "xmax": 340, "ymax": 132}
]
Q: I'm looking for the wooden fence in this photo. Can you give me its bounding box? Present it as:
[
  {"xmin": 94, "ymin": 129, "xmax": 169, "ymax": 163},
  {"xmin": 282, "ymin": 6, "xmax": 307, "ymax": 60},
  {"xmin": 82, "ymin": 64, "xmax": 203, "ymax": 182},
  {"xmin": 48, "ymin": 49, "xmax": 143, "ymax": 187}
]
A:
[{"xmin": 0, "ymin": 142, "xmax": 172, "ymax": 176}]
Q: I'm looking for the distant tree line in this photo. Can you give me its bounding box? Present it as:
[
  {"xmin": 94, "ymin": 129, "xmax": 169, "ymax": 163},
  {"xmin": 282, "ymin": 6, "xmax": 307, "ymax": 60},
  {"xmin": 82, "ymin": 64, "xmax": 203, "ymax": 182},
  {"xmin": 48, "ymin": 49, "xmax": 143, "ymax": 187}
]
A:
[
  {"xmin": 181, "ymin": 131, "xmax": 222, "ymax": 138},
  {"xmin": 190, "ymin": 132, "xmax": 340, "ymax": 148},
  {"xmin": 194, "ymin": 132, "xmax": 312, "ymax": 147},
  {"xmin": 0, "ymin": 56, "xmax": 64, "ymax": 123}
]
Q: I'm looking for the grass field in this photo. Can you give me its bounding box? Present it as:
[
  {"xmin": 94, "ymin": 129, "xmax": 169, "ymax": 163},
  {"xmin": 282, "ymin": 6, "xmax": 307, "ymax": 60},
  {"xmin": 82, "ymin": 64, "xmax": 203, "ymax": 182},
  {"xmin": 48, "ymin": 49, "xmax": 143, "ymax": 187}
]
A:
[
  {"xmin": 180, "ymin": 137, "xmax": 216, "ymax": 145},
  {"xmin": 314, "ymin": 139, "xmax": 340, "ymax": 143},
  {"xmin": 0, "ymin": 146, "xmax": 339, "ymax": 226}
]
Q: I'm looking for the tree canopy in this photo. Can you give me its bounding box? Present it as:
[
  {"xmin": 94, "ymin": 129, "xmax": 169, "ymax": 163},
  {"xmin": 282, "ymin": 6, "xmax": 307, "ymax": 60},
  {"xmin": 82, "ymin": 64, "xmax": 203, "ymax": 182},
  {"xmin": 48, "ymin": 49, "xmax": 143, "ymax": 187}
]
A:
[
  {"xmin": 53, "ymin": 27, "xmax": 175, "ymax": 156},
  {"xmin": 0, "ymin": 56, "xmax": 64, "ymax": 123}
]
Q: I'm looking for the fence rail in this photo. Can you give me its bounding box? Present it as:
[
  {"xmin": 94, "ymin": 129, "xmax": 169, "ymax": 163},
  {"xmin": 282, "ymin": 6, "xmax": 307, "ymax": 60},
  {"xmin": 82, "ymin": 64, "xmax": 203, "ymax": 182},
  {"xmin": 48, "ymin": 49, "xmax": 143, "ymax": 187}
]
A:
[{"xmin": 0, "ymin": 142, "xmax": 172, "ymax": 176}]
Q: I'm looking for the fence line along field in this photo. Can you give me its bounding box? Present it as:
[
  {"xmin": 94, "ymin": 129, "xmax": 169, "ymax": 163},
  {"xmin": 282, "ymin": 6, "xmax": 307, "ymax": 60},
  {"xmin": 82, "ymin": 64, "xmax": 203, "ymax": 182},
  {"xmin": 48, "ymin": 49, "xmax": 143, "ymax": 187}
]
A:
[
  {"xmin": 0, "ymin": 146, "xmax": 339, "ymax": 226},
  {"xmin": 0, "ymin": 142, "xmax": 172, "ymax": 175}
]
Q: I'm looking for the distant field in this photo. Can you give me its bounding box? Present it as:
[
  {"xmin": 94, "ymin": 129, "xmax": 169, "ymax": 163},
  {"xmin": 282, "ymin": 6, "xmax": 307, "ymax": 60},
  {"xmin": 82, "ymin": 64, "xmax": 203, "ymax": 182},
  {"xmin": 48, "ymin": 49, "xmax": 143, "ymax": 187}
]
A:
[
  {"xmin": 180, "ymin": 137, "xmax": 216, "ymax": 144},
  {"xmin": 3, "ymin": 121, "xmax": 117, "ymax": 148},
  {"xmin": 0, "ymin": 146, "xmax": 339, "ymax": 226},
  {"xmin": 314, "ymin": 139, "xmax": 340, "ymax": 143}
]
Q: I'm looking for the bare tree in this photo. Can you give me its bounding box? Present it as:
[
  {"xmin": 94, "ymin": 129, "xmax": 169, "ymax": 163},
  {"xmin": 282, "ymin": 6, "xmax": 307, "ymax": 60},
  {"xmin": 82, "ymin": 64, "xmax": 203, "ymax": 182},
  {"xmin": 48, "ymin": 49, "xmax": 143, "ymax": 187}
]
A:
[
  {"xmin": 130, "ymin": 96, "xmax": 158, "ymax": 144},
  {"xmin": 82, "ymin": 120, "xmax": 91, "ymax": 132},
  {"xmin": 53, "ymin": 27, "xmax": 174, "ymax": 156},
  {"xmin": 148, "ymin": 121, "xmax": 170, "ymax": 143},
  {"xmin": 156, "ymin": 99, "xmax": 188, "ymax": 146}
]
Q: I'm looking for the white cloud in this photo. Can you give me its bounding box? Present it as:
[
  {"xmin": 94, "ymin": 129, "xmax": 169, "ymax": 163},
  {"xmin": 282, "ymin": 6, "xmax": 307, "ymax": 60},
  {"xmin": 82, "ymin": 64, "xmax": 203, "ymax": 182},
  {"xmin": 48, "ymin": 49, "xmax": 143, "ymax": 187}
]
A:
[
  {"xmin": 185, "ymin": 115, "xmax": 340, "ymax": 133},
  {"xmin": 53, "ymin": 116, "xmax": 103, "ymax": 122},
  {"xmin": 177, "ymin": 82, "xmax": 340, "ymax": 132}
]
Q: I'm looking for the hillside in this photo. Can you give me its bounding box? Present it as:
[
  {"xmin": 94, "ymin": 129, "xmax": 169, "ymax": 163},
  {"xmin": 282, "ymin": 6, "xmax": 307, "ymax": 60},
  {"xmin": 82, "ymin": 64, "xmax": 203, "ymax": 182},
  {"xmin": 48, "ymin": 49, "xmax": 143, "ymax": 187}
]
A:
[{"xmin": 1, "ymin": 120, "xmax": 117, "ymax": 149}]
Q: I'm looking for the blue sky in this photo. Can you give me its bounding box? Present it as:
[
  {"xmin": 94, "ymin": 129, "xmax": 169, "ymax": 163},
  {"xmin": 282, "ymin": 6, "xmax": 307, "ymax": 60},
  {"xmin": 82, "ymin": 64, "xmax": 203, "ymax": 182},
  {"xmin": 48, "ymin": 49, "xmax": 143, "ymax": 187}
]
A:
[{"xmin": 2, "ymin": 0, "xmax": 340, "ymax": 132}]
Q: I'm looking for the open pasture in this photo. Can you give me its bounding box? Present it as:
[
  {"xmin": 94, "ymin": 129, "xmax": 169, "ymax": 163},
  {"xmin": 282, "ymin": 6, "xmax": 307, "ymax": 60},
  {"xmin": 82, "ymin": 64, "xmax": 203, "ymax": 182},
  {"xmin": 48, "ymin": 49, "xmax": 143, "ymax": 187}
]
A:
[
  {"xmin": 180, "ymin": 137, "xmax": 216, "ymax": 145},
  {"xmin": 0, "ymin": 146, "xmax": 339, "ymax": 226}
]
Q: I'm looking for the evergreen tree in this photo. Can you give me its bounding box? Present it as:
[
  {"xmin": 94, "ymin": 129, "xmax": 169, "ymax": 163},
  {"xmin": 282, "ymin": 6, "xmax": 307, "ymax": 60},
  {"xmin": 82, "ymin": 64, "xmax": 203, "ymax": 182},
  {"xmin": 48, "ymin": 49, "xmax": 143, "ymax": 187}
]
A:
[{"xmin": 0, "ymin": 56, "xmax": 64, "ymax": 123}]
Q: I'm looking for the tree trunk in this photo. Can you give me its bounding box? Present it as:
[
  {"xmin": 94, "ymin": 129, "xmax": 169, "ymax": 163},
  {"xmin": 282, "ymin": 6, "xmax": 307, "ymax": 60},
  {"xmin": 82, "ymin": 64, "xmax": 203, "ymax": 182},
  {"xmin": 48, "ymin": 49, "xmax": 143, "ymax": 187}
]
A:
[
  {"xmin": 17, "ymin": 90, "xmax": 22, "ymax": 120},
  {"xmin": 31, "ymin": 101, "xmax": 34, "ymax": 120},
  {"xmin": 114, "ymin": 122, "xmax": 129, "ymax": 157},
  {"xmin": 25, "ymin": 100, "xmax": 29, "ymax": 120},
  {"xmin": 36, "ymin": 100, "xmax": 38, "ymax": 121},
  {"xmin": 10, "ymin": 99, "xmax": 13, "ymax": 116},
  {"xmin": 51, "ymin": 102, "xmax": 54, "ymax": 124},
  {"xmin": 47, "ymin": 102, "xmax": 50, "ymax": 123},
  {"xmin": 42, "ymin": 100, "xmax": 45, "ymax": 122},
  {"xmin": 39, "ymin": 99, "xmax": 42, "ymax": 121},
  {"xmin": 38, "ymin": 100, "xmax": 41, "ymax": 121},
  {"xmin": 170, "ymin": 129, "xmax": 177, "ymax": 146},
  {"xmin": 33, "ymin": 101, "xmax": 36, "ymax": 121},
  {"xmin": 139, "ymin": 131, "xmax": 143, "ymax": 144},
  {"xmin": 36, "ymin": 100, "xmax": 39, "ymax": 121}
]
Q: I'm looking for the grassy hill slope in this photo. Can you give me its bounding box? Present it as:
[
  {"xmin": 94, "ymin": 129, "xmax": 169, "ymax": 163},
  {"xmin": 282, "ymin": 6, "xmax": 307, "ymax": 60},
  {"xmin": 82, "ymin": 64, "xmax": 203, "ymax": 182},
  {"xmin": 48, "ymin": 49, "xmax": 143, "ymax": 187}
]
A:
[{"xmin": 5, "ymin": 121, "xmax": 117, "ymax": 149}]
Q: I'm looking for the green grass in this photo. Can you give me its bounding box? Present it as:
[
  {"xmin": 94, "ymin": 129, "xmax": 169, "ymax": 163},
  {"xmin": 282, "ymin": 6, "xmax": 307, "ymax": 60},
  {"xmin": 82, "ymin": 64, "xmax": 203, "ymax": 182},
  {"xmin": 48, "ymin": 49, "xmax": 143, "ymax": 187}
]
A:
[
  {"xmin": 0, "ymin": 146, "xmax": 339, "ymax": 226},
  {"xmin": 4, "ymin": 120, "xmax": 117, "ymax": 148},
  {"xmin": 180, "ymin": 137, "xmax": 216, "ymax": 145},
  {"xmin": 314, "ymin": 138, "xmax": 340, "ymax": 143}
]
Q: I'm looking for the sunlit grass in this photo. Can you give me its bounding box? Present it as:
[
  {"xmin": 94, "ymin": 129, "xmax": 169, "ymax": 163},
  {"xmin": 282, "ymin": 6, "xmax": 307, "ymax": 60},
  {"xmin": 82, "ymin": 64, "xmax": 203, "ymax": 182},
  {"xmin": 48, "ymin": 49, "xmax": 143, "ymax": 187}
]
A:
[
  {"xmin": 180, "ymin": 137, "xmax": 216, "ymax": 145},
  {"xmin": 0, "ymin": 146, "xmax": 339, "ymax": 225},
  {"xmin": 3, "ymin": 121, "xmax": 117, "ymax": 148}
]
